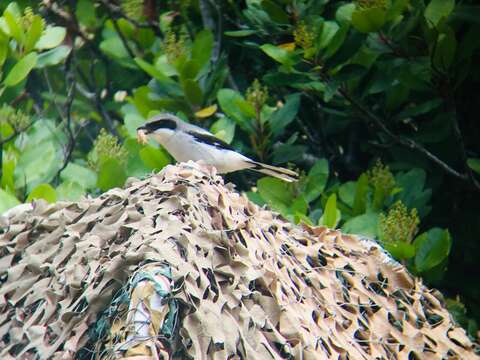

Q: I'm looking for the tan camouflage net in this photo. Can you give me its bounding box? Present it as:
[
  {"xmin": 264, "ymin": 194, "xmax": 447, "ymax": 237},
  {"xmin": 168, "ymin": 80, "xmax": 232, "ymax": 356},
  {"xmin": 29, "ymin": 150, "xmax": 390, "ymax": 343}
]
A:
[{"xmin": 0, "ymin": 162, "xmax": 478, "ymax": 359}]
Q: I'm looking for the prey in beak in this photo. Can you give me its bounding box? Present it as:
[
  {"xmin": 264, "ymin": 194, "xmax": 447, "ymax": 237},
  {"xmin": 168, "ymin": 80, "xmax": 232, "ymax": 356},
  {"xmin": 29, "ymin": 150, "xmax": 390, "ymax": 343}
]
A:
[
  {"xmin": 136, "ymin": 116, "xmax": 178, "ymax": 145},
  {"xmin": 136, "ymin": 127, "xmax": 149, "ymax": 145}
]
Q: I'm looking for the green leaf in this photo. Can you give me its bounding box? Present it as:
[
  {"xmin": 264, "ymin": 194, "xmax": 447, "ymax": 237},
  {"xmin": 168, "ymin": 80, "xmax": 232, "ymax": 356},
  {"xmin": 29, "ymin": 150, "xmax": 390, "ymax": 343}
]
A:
[
  {"xmin": 446, "ymin": 298, "xmax": 469, "ymax": 331},
  {"xmin": 257, "ymin": 177, "xmax": 294, "ymax": 215},
  {"xmin": 433, "ymin": 28, "xmax": 456, "ymax": 69},
  {"xmin": 414, "ymin": 228, "xmax": 452, "ymax": 272},
  {"xmin": 394, "ymin": 168, "xmax": 432, "ymax": 217},
  {"xmin": 269, "ymin": 93, "xmax": 301, "ymax": 137},
  {"xmin": 386, "ymin": 0, "xmax": 409, "ymax": 21},
  {"xmin": 134, "ymin": 57, "xmax": 172, "ymax": 82},
  {"xmin": 384, "ymin": 242, "xmax": 415, "ymax": 260},
  {"xmin": 235, "ymin": 98, "xmax": 256, "ymax": 119},
  {"xmin": 192, "ymin": 29, "xmax": 213, "ymax": 69},
  {"xmin": 26, "ymin": 183, "xmax": 57, "ymax": 203},
  {"xmin": 96, "ymin": 158, "xmax": 127, "ymax": 191},
  {"xmin": 155, "ymin": 54, "xmax": 178, "ymax": 76},
  {"xmin": 4, "ymin": 9, "xmax": 24, "ymax": 45},
  {"xmin": 124, "ymin": 113, "xmax": 145, "ymax": 138},
  {"xmin": 393, "ymin": 99, "xmax": 443, "ymax": 122},
  {"xmin": 14, "ymin": 120, "xmax": 64, "ymax": 192},
  {"xmin": 0, "ymin": 35, "xmax": 8, "ymax": 67},
  {"xmin": 336, "ymin": 3, "xmax": 356, "ymax": 26},
  {"xmin": 372, "ymin": 184, "xmax": 387, "ymax": 211},
  {"xmin": 60, "ymin": 162, "xmax": 97, "ymax": 190},
  {"xmin": 139, "ymin": 146, "xmax": 170, "ymax": 170},
  {"xmin": 323, "ymin": 24, "xmax": 349, "ymax": 59},
  {"xmin": 56, "ymin": 180, "xmax": 85, "ymax": 201},
  {"xmin": 342, "ymin": 212, "xmax": 379, "ymax": 238},
  {"xmin": 1, "ymin": 154, "xmax": 15, "ymax": 193},
  {"xmin": 3, "ymin": 52, "xmax": 38, "ymax": 87},
  {"xmin": 261, "ymin": 0, "xmax": 289, "ymax": 23},
  {"xmin": 217, "ymin": 88, "xmax": 254, "ymax": 133},
  {"xmin": 24, "ymin": 15, "xmax": 44, "ymax": 53},
  {"xmin": 291, "ymin": 196, "xmax": 308, "ymax": 216},
  {"xmin": 467, "ymin": 158, "xmax": 480, "ymax": 175},
  {"xmin": 351, "ymin": 7, "xmax": 387, "ymax": 33},
  {"xmin": 179, "ymin": 59, "xmax": 201, "ymax": 81},
  {"xmin": 318, "ymin": 21, "xmax": 339, "ymax": 49},
  {"xmin": 4, "ymin": 2, "xmax": 21, "ymax": 18},
  {"xmin": 132, "ymin": 86, "xmax": 159, "ymax": 117},
  {"xmin": 76, "ymin": 0, "xmax": 98, "ymax": 28},
  {"xmin": 272, "ymin": 144, "xmax": 306, "ymax": 164},
  {"xmin": 338, "ymin": 181, "xmax": 356, "ymax": 208},
  {"xmin": 35, "ymin": 26, "xmax": 66, "ymax": 50},
  {"xmin": 353, "ymin": 173, "xmax": 368, "ymax": 215},
  {"xmin": 424, "ymin": 0, "xmax": 455, "ymax": 27},
  {"xmin": 100, "ymin": 37, "xmax": 130, "ymax": 60},
  {"xmin": 412, "ymin": 113, "xmax": 451, "ymax": 143},
  {"xmin": 260, "ymin": 44, "xmax": 293, "ymax": 66},
  {"xmin": 304, "ymin": 159, "xmax": 329, "ymax": 203},
  {"xmin": 123, "ymin": 138, "xmax": 151, "ymax": 178},
  {"xmin": 36, "ymin": 45, "xmax": 71, "ymax": 68},
  {"xmin": 224, "ymin": 29, "xmax": 257, "ymax": 37},
  {"xmin": 326, "ymin": 28, "xmax": 366, "ymax": 66},
  {"xmin": 0, "ymin": 188, "xmax": 20, "ymax": 214},
  {"xmin": 246, "ymin": 190, "xmax": 266, "ymax": 206},
  {"xmin": 210, "ymin": 117, "xmax": 235, "ymax": 144},
  {"xmin": 320, "ymin": 193, "xmax": 339, "ymax": 228},
  {"xmin": 182, "ymin": 79, "xmax": 203, "ymax": 106}
]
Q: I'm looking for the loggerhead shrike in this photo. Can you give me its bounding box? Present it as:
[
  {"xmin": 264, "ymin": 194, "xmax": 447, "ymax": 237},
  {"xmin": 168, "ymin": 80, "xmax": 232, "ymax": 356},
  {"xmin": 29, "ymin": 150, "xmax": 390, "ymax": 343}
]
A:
[{"xmin": 136, "ymin": 113, "xmax": 298, "ymax": 182}]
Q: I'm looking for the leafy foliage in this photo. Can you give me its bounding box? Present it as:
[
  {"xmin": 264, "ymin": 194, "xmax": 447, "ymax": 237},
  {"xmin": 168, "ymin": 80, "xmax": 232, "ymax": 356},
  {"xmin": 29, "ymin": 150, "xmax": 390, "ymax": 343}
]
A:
[{"xmin": 0, "ymin": 0, "xmax": 479, "ymax": 338}]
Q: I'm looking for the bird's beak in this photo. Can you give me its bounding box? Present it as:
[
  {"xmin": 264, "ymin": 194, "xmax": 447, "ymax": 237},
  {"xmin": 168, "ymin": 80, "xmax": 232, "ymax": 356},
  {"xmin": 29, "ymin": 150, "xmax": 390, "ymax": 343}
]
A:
[{"xmin": 136, "ymin": 127, "xmax": 149, "ymax": 145}]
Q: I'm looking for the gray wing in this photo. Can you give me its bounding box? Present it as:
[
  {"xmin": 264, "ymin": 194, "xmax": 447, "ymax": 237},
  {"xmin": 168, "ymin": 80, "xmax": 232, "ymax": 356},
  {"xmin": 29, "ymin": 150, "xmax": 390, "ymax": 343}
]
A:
[{"xmin": 178, "ymin": 121, "xmax": 214, "ymax": 136}]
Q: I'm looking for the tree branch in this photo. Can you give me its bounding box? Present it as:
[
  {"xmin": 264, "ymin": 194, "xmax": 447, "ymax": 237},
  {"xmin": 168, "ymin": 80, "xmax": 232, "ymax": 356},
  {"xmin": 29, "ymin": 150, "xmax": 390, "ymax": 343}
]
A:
[
  {"xmin": 0, "ymin": 121, "xmax": 35, "ymax": 147},
  {"xmin": 88, "ymin": 61, "xmax": 117, "ymax": 136},
  {"xmin": 55, "ymin": 49, "xmax": 78, "ymax": 179},
  {"xmin": 98, "ymin": 0, "xmax": 163, "ymax": 37},
  {"xmin": 445, "ymin": 93, "xmax": 480, "ymax": 190},
  {"xmin": 335, "ymin": 85, "xmax": 480, "ymax": 190},
  {"xmin": 378, "ymin": 32, "xmax": 411, "ymax": 60},
  {"xmin": 112, "ymin": 18, "xmax": 136, "ymax": 59},
  {"xmin": 201, "ymin": 0, "xmax": 222, "ymax": 64}
]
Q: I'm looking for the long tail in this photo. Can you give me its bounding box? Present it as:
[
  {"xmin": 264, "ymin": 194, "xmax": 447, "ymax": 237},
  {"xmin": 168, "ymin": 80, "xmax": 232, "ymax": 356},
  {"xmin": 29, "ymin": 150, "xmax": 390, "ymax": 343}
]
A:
[{"xmin": 247, "ymin": 161, "xmax": 299, "ymax": 182}]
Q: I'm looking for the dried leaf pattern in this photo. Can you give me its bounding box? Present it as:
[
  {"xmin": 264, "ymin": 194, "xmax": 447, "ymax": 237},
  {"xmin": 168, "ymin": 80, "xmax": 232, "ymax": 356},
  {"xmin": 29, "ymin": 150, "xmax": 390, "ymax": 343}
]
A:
[{"xmin": 0, "ymin": 162, "xmax": 477, "ymax": 359}]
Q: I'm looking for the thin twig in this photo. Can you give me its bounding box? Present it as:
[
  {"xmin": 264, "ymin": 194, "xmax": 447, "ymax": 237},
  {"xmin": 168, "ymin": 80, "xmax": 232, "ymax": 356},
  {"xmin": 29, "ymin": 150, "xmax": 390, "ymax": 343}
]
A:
[
  {"xmin": 76, "ymin": 60, "xmax": 117, "ymax": 137},
  {"xmin": 445, "ymin": 94, "xmax": 480, "ymax": 190},
  {"xmin": 89, "ymin": 61, "xmax": 117, "ymax": 135},
  {"xmin": 226, "ymin": 71, "xmax": 240, "ymax": 92},
  {"xmin": 43, "ymin": 70, "xmax": 66, "ymax": 121},
  {"xmin": 0, "ymin": 122, "xmax": 36, "ymax": 147},
  {"xmin": 335, "ymin": 85, "xmax": 480, "ymax": 190},
  {"xmin": 378, "ymin": 32, "xmax": 411, "ymax": 60},
  {"xmin": 112, "ymin": 19, "xmax": 136, "ymax": 59},
  {"xmin": 199, "ymin": 0, "xmax": 216, "ymax": 32},
  {"xmin": 55, "ymin": 49, "xmax": 78, "ymax": 179},
  {"xmin": 206, "ymin": 0, "xmax": 222, "ymax": 64},
  {"xmin": 98, "ymin": 0, "xmax": 163, "ymax": 37}
]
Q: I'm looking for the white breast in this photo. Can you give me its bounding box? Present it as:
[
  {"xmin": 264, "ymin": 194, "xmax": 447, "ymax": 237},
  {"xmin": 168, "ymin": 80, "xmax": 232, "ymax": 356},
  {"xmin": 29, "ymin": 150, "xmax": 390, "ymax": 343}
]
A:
[{"xmin": 162, "ymin": 131, "xmax": 253, "ymax": 173}]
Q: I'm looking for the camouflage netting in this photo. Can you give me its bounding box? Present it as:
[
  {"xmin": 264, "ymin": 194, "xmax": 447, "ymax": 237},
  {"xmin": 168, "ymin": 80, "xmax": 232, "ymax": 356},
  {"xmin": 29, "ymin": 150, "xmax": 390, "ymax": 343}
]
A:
[{"xmin": 0, "ymin": 162, "xmax": 478, "ymax": 359}]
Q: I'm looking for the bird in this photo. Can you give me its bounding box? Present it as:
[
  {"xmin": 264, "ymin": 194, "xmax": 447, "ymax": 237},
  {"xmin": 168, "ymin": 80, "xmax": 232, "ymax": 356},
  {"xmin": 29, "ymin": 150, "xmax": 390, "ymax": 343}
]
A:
[{"xmin": 136, "ymin": 113, "xmax": 299, "ymax": 182}]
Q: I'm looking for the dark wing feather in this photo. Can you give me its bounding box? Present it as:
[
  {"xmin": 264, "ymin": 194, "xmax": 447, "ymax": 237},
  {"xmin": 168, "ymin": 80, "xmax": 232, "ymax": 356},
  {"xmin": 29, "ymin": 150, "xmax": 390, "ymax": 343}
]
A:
[{"xmin": 187, "ymin": 131, "xmax": 235, "ymax": 151}]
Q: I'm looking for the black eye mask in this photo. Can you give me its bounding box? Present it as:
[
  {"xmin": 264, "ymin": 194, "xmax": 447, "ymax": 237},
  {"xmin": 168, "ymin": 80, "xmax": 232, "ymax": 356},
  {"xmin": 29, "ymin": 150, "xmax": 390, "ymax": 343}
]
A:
[{"xmin": 138, "ymin": 118, "xmax": 177, "ymax": 133}]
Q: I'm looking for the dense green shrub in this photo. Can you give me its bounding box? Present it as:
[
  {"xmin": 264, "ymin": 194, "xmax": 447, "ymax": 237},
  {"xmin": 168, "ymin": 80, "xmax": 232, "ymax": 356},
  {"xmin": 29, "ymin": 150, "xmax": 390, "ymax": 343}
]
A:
[{"xmin": 0, "ymin": 0, "xmax": 478, "ymax": 338}]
